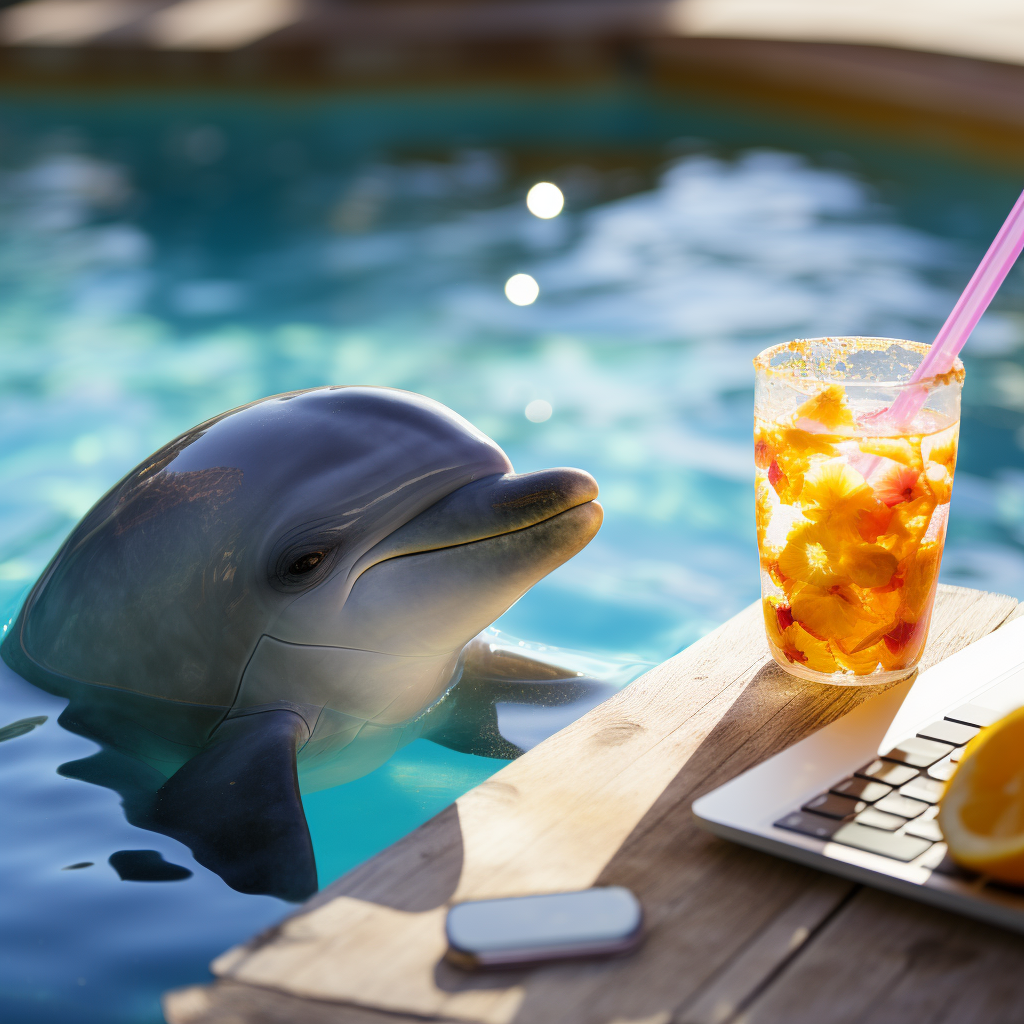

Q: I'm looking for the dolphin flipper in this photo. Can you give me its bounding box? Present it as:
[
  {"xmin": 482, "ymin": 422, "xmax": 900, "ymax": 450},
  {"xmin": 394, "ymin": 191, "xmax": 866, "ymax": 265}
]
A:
[
  {"xmin": 423, "ymin": 638, "xmax": 618, "ymax": 758},
  {"xmin": 420, "ymin": 679, "xmax": 525, "ymax": 759},
  {"xmin": 151, "ymin": 710, "xmax": 317, "ymax": 902}
]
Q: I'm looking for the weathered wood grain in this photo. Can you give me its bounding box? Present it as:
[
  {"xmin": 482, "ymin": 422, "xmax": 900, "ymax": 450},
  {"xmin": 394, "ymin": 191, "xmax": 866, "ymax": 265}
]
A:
[
  {"xmin": 163, "ymin": 585, "xmax": 1018, "ymax": 1024},
  {"xmin": 162, "ymin": 981, "xmax": 420, "ymax": 1024},
  {"xmin": 674, "ymin": 873, "xmax": 856, "ymax": 1024},
  {"xmin": 738, "ymin": 885, "xmax": 1024, "ymax": 1024}
]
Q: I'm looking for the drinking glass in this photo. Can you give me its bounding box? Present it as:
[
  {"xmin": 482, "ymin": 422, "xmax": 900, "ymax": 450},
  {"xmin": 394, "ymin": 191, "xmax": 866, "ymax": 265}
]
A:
[{"xmin": 754, "ymin": 337, "xmax": 963, "ymax": 685}]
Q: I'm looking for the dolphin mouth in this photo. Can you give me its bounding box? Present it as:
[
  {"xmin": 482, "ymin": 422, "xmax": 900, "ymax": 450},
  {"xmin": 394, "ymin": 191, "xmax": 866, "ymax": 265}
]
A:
[
  {"xmin": 265, "ymin": 469, "xmax": 603, "ymax": 660},
  {"xmin": 351, "ymin": 468, "xmax": 599, "ymax": 575}
]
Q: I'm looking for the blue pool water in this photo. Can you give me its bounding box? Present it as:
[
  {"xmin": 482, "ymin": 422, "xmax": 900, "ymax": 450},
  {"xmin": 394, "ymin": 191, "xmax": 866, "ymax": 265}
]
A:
[{"xmin": 1, "ymin": 85, "xmax": 1023, "ymax": 1023}]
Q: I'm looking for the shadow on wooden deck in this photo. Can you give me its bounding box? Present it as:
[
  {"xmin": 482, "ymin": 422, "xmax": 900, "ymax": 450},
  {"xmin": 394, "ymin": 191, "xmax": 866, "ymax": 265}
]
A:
[{"xmin": 164, "ymin": 586, "xmax": 1024, "ymax": 1024}]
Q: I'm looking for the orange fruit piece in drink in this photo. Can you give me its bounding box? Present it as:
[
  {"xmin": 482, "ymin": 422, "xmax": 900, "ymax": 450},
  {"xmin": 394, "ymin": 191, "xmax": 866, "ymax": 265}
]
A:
[
  {"xmin": 923, "ymin": 462, "xmax": 953, "ymax": 504},
  {"xmin": 763, "ymin": 598, "xmax": 793, "ymax": 648},
  {"xmin": 755, "ymin": 483, "xmax": 773, "ymax": 548},
  {"xmin": 778, "ymin": 523, "xmax": 845, "ymax": 588},
  {"xmin": 788, "ymin": 623, "xmax": 838, "ymax": 673},
  {"xmin": 801, "ymin": 458, "xmax": 874, "ymax": 530},
  {"xmin": 789, "ymin": 581, "xmax": 864, "ymax": 640},
  {"xmin": 873, "ymin": 463, "xmax": 926, "ymax": 508},
  {"xmin": 834, "ymin": 638, "xmax": 905, "ymax": 674},
  {"xmin": 779, "ymin": 426, "xmax": 837, "ymax": 459},
  {"xmin": 923, "ymin": 426, "xmax": 958, "ymax": 473},
  {"xmin": 939, "ymin": 707, "xmax": 1024, "ymax": 883},
  {"xmin": 754, "ymin": 423, "xmax": 780, "ymax": 468},
  {"xmin": 884, "ymin": 495, "xmax": 936, "ymax": 559},
  {"xmin": 901, "ymin": 541, "xmax": 941, "ymax": 622},
  {"xmin": 854, "ymin": 498, "xmax": 893, "ymax": 543},
  {"xmin": 793, "ymin": 384, "xmax": 854, "ymax": 431},
  {"xmin": 762, "ymin": 598, "xmax": 837, "ymax": 673},
  {"xmin": 840, "ymin": 542, "xmax": 898, "ymax": 589},
  {"xmin": 858, "ymin": 437, "xmax": 921, "ymax": 469}
]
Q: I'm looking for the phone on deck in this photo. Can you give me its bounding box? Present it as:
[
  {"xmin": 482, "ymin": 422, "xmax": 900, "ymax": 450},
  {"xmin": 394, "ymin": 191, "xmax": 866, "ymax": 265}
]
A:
[{"xmin": 444, "ymin": 886, "xmax": 643, "ymax": 970}]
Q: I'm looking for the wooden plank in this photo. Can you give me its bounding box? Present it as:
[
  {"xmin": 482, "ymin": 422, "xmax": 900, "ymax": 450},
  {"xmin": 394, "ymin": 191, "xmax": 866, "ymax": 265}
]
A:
[
  {"xmin": 164, "ymin": 584, "xmax": 1017, "ymax": 1024},
  {"xmin": 163, "ymin": 980, "xmax": 425, "ymax": 1024},
  {"xmin": 737, "ymin": 886, "xmax": 1024, "ymax": 1024},
  {"xmin": 674, "ymin": 873, "xmax": 855, "ymax": 1024}
]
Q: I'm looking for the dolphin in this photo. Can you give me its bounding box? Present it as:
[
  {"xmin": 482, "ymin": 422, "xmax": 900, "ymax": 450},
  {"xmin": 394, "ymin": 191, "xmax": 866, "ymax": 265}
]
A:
[{"xmin": 1, "ymin": 386, "xmax": 607, "ymax": 900}]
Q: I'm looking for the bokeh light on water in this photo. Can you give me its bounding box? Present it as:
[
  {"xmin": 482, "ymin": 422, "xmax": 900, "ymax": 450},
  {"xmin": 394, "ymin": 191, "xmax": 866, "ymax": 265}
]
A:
[{"xmin": 0, "ymin": 87, "xmax": 1023, "ymax": 1022}]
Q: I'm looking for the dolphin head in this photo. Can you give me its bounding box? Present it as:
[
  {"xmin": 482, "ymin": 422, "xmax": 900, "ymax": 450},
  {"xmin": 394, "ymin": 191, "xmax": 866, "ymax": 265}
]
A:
[{"xmin": 5, "ymin": 387, "xmax": 602, "ymax": 756}]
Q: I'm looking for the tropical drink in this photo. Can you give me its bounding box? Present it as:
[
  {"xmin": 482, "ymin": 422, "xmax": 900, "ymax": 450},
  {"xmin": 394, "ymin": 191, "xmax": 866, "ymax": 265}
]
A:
[{"xmin": 754, "ymin": 337, "xmax": 963, "ymax": 684}]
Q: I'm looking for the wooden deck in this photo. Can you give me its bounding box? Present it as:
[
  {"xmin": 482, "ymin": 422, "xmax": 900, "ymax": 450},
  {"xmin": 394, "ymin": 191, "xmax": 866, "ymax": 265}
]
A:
[
  {"xmin": 164, "ymin": 583, "xmax": 1024, "ymax": 1024},
  {"xmin": 1, "ymin": 0, "xmax": 1022, "ymax": 64}
]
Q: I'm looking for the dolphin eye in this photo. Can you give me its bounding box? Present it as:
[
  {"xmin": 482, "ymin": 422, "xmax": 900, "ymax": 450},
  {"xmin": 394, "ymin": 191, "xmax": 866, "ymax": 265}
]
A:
[
  {"xmin": 270, "ymin": 533, "xmax": 340, "ymax": 592},
  {"xmin": 288, "ymin": 551, "xmax": 326, "ymax": 575}
]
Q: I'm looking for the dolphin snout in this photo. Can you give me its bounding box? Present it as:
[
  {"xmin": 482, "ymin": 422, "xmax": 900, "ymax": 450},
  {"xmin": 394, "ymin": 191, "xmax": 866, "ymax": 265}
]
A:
[
  {"xmin": 357, "ymin": 468, "xmax": 599, "ymax": 568},
  {"xmin": 487, "ymin": 468, "xmax": 598, "ymax": 517},
  {"xmin": 336, "ymin": 469, "xmax": 602, "ymax": 656}
]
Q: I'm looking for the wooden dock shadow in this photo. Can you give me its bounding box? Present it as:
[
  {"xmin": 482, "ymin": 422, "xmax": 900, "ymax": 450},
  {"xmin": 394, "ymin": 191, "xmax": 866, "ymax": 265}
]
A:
[
  {"xmin": 501, "ymin": 659, "xmax": 887, "ymax": 1024},
  {"xmin": 313, "ymin": 659, "xmax": 881, "ymax": 1012}
]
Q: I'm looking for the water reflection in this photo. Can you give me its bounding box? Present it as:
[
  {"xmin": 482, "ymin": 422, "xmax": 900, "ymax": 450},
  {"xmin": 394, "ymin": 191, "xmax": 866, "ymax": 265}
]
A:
[
  {"xmin": 525, "ymin": 399, "xmax": 553, "ymax": 422},
  {"xmin": 526, "ymin": 181, "xmax": 564, "ymax": 219},
  {"xmin": 1, "ymin": 130, "xmax": 1022, "ymax": 654},
  {"xmin": 505, "ymin": 271, "xmax": 540, "ymax": 305},
  {"xmin": 0, "ymin": 89, "xmax": 1022, "ymax": 1024}
]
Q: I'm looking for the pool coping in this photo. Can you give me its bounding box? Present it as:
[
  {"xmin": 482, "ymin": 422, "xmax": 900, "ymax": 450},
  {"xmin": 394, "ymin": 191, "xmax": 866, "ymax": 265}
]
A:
[{"xmin": 0, "ymin": 2, "xmax": 1023, "ymax": 164}]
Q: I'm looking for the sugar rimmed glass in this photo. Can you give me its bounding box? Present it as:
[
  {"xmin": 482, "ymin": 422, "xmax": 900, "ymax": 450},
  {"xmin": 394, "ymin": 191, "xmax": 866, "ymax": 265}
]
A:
[{"xmin": 754, "ymin": 337, "xmax": 963, "ymax": 685}]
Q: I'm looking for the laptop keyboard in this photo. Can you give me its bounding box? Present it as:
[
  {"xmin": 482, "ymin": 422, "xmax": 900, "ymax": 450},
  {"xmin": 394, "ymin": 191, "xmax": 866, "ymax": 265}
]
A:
[{"xmin": 773, "ymin": 702, "xmax": 992, "ymax": 871}]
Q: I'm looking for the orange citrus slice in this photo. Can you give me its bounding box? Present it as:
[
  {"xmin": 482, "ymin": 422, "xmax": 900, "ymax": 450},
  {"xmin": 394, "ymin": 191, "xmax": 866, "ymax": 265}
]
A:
[{"xmin": 938, "ymin": 706, "xmax": 1024, "ymax": 882}]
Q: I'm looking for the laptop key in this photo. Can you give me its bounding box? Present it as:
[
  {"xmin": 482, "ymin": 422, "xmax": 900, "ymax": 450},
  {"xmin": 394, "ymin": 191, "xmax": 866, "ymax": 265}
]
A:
[
  {"xmin": 774, "ymin": 811, "xmax": 842, "ymax": 840},
  {"xmin": 802, "ymin": 792, "xmax": 866, "ymax": 819},
  {"xmin": 875, "ymin": 792, "xmax": 930, "ymax": 819},
  {"xmin": 946, "ymin": 704, "xmax": 1001, "ymax": 728},
  {"xmin": 916, "ymin": 842, "xmax": 949, "ymax": 871},
  {"xmin": 831, "ymin": 823, "xmax": 933, "ymax": 862},
  {"xmin": 855, "ymin": 759, "xmax": 919, "ymax": 786},
  {"xmin": 904, "ymin": 817, "xmax": 943, "ymax": 842},
  {"xmin": 881, "ymin": 736, "xmax": 955, "ymax": 768},
  {"xmin": 899, "ymin": 776, "xmax": 945, "ymax": 804},
  {"xmin": 830, "ymin": 776, "xmax": 892, "ymax": 803},
  {"xmin": 854, "ymin": 807, "xmax": 906, "ymax": 831},
  {"xmin": 927, "ymin": 759, "xmax": 957, "ymax": 782},
  {"xmin": 917, "ymin": 720, "xmax": 979, "ymax": 747}
]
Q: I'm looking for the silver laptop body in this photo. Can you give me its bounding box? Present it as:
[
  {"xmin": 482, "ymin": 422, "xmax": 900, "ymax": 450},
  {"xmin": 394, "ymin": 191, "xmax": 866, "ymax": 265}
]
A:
[{"xmin": 692, "ymin": 616, "xmax": 1024, "ymax": 933}]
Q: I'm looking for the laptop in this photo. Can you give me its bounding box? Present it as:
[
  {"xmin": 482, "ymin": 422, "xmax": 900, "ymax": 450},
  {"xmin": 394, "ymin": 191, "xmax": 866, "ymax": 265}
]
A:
[{"xmin": 692, "ymin": 615, "xmax": 1024, "ymax": 934}]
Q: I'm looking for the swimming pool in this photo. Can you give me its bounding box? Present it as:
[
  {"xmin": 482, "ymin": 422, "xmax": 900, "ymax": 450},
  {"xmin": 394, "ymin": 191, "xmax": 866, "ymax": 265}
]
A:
[{"xmin": 1, "ymin": 84, "xmax": 1023, "ymax": 1023}]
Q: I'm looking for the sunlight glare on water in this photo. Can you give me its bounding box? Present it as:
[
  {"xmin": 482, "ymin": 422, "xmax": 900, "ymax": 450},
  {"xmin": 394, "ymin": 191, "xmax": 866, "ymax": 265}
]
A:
[
  {"xmin": 504, "ymin": 271, "xmax": 540, "ymax": 305},
  {"xmin": 526, "ymin": 181, "xmax": 564, "ymax": 219}
]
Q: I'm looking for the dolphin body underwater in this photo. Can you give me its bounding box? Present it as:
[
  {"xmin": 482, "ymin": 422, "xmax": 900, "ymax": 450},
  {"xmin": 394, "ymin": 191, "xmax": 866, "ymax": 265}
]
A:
[{"xmin": 1, "ymin": 386, "xmax": 612, "ymax": 901}]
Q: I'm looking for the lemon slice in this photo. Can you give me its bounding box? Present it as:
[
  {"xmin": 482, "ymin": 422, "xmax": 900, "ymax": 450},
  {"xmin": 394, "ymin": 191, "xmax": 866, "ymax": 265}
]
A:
[{"xmin": 938, "ymin": 706, "xmax": 1024, "ymax": 882}]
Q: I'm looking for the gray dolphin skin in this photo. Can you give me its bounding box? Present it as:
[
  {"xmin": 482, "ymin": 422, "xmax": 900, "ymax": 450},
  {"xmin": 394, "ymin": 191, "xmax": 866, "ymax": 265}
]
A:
[{"xmin": 1, "ymin": 386, "xmax": 607, "ymax": 900}]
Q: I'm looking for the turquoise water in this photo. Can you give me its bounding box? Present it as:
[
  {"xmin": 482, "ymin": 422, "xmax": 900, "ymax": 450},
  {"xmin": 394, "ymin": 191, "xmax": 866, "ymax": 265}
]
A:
[{"xmin": 1, "ymin": 85, "xmax": 1024, "ymax": 1023}]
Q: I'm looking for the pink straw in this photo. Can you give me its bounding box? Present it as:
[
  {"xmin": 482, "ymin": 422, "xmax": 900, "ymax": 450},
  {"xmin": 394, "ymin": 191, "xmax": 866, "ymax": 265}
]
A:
[{"xmin": 886, "ymin": 187, "xmax": 1024, "ymax": 429}]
